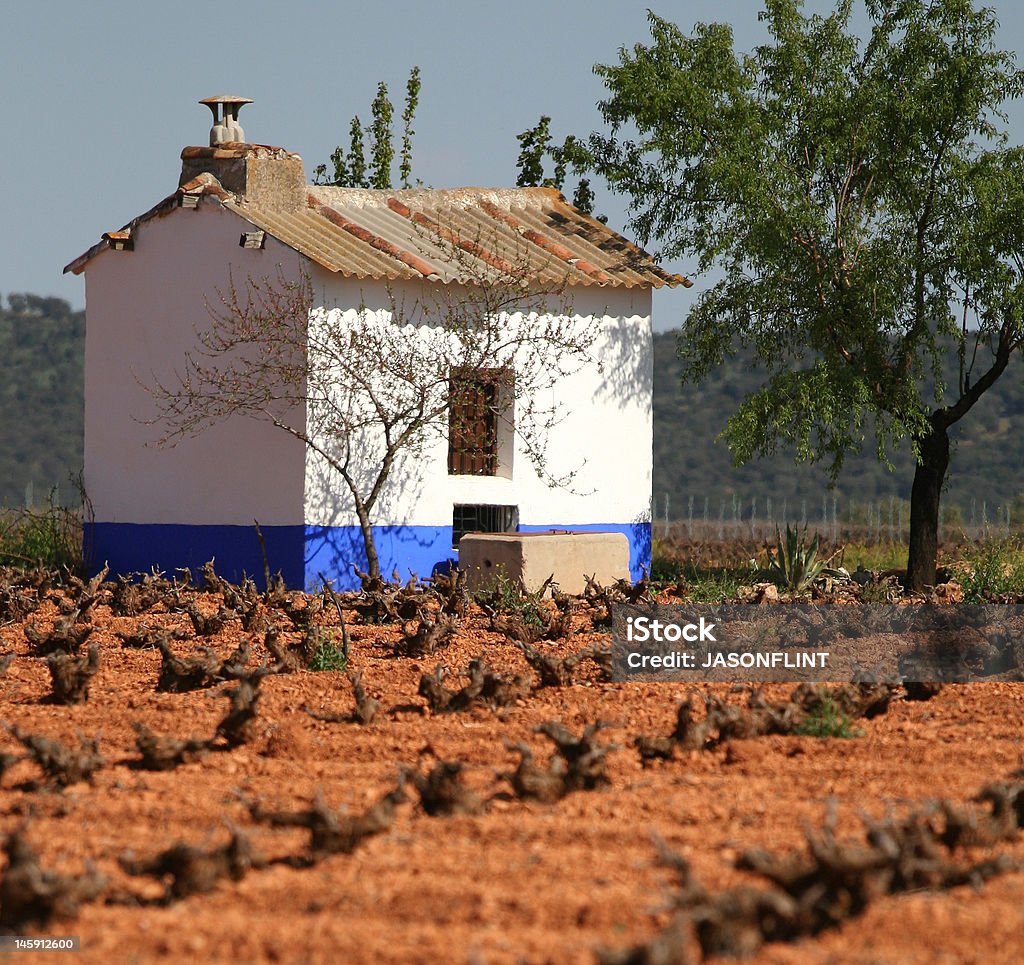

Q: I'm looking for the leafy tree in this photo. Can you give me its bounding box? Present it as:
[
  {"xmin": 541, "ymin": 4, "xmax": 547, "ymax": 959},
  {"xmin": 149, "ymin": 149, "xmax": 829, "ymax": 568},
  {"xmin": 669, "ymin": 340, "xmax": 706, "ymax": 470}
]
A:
[
  {"xmin": 314, "ymin": 67, "xmax": 422, "ymax": 189},
  {"xmin": 515, "ymin": 116, "xmax": 602, "ymax": 218},
  {"xmin": 315, "ymin": 68, "xmax": 599, "ymax": 218},
  {"xmin": 588, "ymin": 0, "xmax": 1024, "ymax": 589}
]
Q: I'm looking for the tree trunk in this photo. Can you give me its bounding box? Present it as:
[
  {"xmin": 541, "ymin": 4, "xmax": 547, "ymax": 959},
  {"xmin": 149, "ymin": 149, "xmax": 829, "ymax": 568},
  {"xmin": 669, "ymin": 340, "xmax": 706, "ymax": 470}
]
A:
[
  {"xmin": 355, "ymin": 504, "xmax": 381, "ymax": 580},
  {"xmin": 906, "ymin": 418, "xmax": 950, "ymax": 591}
]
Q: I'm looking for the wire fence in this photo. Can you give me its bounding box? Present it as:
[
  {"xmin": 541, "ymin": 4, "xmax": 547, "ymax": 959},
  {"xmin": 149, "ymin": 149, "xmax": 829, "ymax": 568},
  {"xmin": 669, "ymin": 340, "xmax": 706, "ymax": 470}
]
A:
[
  {"xmin": 653, "ymin": 493, "xmax": 1017, "ymax": 545},
  {"xmin": 10, "ymin": 480, "xmax": 78, "ymax": 511}
]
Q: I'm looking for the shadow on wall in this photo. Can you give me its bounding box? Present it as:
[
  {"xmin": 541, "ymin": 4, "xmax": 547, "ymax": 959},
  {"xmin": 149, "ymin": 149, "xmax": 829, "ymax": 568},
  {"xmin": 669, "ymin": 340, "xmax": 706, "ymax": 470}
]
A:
[
  {"xmin": 302, "ymin": 439, "xmax": 446, "ymax": 589},
  {"xmin": 573, "ymin": 300, "xmax": 652, "ymax": 412},
  {"xmin": 632, "ymin": 517, "xmax": 652, "ymax": 579},
  {"xmin": 303, "ymin": 524, "xmax": 455, "ymax": 591}
]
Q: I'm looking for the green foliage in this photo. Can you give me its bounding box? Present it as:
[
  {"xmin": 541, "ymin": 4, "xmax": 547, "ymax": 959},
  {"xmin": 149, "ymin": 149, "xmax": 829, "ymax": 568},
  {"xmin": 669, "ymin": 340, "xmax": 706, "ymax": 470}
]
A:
[
  {"xmin": 307, "ymin": 629, "xmax": 349, "ymax": 672},
  {"xmin": 369, "ymin": 82, "xmax": 395, "ymax": 190},
  {"xmin": 348, "ymin": 117, "xmax": 367, "ymax": 188},
  {"xmin": 0, "ymin": 500, "xmax": 81, "ymax": 572},
  {"xmin": 515, "ymin": 116, "xmax": 551, "ymax": 188},
  {"xmin": 473, "ymin": 573, "xmax": 546, "ymax": 626},
  {"xmin": 399, "ymin": 66, "xmax": 422, "ymax": 189},
  {"xmin": 1011, "ymin": 492, "xmax": 1024, "ymax": 527},
  {"xmin": 840, "ymin": 541, "xmax": 907, "ymax": 574},
  {"xmin": 589, "ymin": 1, "xmax": 1024, "ymax": 584},
  {"xmin": 650, "ymin": 538, "xmax": 683, "ymax": 582},
  {"xmin": 957, "ymin": 538, "xmax": 1024, "ymax": 602},
  {"xmin": 794, "ymin": 698, "xmax": 863, "ymax": 739},
  {"xmin": 0, "ymin": 295, "xmax": 84, "ymax": 507},
  {"xmin": 678, "ymin": 564, "xmax": 746, "ymax": 603},
  {"xmin": 859, "ymin": 574, "xmax": 904, "ymax": 603},
  {"xmin": 764, "ymin": 525, "xmax": 825, "ymax": 592},
  {"xmin": 652, "ymin": 333, "xmax": 1024, "ymax": 517},
  {"xmin": 314, "ymin": 67, "xmax": 421, "ymax": 189},
  {"xmin": 515, "ymin": 116, "xmax": 603, "ymax": 219}
]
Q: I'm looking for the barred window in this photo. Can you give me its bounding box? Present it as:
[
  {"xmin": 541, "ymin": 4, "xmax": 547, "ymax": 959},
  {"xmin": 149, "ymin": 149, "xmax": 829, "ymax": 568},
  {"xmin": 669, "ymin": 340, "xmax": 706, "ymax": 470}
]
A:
[
  {"xmin": 452, "ymin": 504, "xmax": 518, "ymax": 548},
  {"xmin": 448, "ymin": 370, "xmax": 507, "ymax": 476}
]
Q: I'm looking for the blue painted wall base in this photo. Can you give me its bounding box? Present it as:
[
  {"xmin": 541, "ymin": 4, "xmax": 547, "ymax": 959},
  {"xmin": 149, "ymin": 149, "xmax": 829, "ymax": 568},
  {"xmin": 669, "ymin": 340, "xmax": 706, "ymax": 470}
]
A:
[
  {"xmin": 89, "ymin": 523, "xmax": 308, "ymax": 587},
  {"xmin": 88, "ymin": 520, "xmax": 652, "ymax": 591}
]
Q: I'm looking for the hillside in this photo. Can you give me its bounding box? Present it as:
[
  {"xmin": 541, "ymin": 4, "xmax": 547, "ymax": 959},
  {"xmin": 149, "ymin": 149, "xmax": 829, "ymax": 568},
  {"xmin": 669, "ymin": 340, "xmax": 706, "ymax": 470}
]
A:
[
  {"xmin": 653, "ymin": 331, "xmax": 1024, "ymax": 527},
  {"xmin": 0, "ymin": 295, "xmax": 84, "ymax": 507},
  {"xmin": 2, "ymin": 296, "xmax": 1022, "ymax": 527}
]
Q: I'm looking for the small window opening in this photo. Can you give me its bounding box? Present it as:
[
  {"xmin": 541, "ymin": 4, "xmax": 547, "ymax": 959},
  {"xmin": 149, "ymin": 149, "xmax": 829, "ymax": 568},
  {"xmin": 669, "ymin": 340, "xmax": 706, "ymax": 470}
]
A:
[{"xmin": 452, "ymin": 504, "xmax": 518, "ymax": 549}]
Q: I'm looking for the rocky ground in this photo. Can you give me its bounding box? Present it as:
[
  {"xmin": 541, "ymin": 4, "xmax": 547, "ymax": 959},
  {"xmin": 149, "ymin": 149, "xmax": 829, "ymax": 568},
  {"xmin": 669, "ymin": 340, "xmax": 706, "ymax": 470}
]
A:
[{"xmin": 1, "ymin": 568, "xmax": 1023, "ymax": 963}]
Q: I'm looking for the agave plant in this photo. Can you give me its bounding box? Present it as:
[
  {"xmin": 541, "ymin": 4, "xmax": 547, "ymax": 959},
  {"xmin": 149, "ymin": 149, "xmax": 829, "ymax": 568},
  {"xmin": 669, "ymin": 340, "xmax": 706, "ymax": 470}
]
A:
[{"xmin": 765, "ymin": 525, "xmax": 827, "ymax": 593}]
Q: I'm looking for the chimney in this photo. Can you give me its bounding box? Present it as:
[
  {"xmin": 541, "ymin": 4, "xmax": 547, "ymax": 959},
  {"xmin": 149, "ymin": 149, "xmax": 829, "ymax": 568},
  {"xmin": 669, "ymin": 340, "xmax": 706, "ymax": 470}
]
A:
[
  {"xmin": 178, "ymin": 95, "xmax": 306, "ymax": 211},
  {"xmin": 201, "ymin": 95, "xmax": 252, "ymax": 146}
]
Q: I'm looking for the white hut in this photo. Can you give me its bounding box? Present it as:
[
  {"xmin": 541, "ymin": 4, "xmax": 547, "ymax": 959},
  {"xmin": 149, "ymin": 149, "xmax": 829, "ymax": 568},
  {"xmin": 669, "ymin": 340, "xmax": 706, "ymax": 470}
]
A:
[{"xmin": 64, "ymin": 97, "xmax": 688, "ymax": 590}]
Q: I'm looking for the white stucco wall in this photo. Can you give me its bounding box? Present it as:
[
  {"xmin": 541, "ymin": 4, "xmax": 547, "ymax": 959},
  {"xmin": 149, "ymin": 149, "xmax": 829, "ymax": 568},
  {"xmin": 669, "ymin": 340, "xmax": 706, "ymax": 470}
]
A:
[
  {"xmin": 83, "ymin": 201, "xmax": 306, "ymax": 526},
  {"xmin": 303, "ymin": 270, "xmax": 653, "ymax": 534}
]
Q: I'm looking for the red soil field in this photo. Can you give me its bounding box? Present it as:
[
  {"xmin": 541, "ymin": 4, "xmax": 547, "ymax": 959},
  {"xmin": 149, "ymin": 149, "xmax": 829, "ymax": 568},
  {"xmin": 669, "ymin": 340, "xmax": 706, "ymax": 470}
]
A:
[{"xmin": 2, "ymin": 577, "xmax": 1024, "ymax": 964}]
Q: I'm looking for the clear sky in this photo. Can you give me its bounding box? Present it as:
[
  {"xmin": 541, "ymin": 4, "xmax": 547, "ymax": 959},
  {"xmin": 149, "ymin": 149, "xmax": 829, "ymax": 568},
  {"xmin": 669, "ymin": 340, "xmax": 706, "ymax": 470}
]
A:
[{"xmin": 3, "ymin": 1, "xmax": 1022, "ymax": 331}]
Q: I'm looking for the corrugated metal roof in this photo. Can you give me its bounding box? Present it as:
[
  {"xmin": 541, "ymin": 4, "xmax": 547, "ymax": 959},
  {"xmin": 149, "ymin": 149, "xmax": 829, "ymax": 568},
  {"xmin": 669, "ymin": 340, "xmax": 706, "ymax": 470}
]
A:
[{"xmin": 65, "ymin": 178, "xmax": 690, "ymax": 290}]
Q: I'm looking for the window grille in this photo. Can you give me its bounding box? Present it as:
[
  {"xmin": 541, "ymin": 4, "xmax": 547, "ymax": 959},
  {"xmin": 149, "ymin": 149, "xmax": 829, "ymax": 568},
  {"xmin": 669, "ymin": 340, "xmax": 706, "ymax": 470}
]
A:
[
  {"xmin": 448, "ymin": 371, "xmax": 505, "ymax": 475},
  {"xmin": 452, "ymin": 504, "xmax": 518, "ymax": 548}
]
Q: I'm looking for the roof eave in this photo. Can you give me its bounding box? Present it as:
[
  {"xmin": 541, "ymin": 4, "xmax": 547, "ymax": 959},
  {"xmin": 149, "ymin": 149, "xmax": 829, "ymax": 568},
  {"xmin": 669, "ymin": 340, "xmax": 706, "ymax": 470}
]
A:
[{"xmin": 63, "ymin": 175, "xmax": 232, "ymax": 276}]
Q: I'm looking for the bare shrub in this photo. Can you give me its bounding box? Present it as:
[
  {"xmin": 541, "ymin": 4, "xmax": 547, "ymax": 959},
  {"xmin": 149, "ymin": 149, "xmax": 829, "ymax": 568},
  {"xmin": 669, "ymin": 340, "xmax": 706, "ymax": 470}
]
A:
[
  {"xmin": 132, "ymin": 722, "xmax": 209, "ymax": 771},
  {"xmin": 46, "ymin": 645, "xmax": 99, "ymax": 704},
  {"xmin": 119, "ymin": 829, "xmax": 262, "ymax": 902},
  {"xmin": 248, "ymin": 783, "xmax": 406, "ymax": 860},
  {"xmin": 9, "ymin": 727, "xmax": 103, "ymax": 788},
  {"xmin": 0, "ymin": 830, "xmax": 104, "ymax": 932}
]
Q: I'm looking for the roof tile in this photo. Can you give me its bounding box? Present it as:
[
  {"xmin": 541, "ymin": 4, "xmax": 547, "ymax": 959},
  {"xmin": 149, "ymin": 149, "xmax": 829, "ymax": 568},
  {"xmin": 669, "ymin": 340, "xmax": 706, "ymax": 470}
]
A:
[{"xmin": 65, "ymin": 180, "xmax": 691, "ymax": 290}]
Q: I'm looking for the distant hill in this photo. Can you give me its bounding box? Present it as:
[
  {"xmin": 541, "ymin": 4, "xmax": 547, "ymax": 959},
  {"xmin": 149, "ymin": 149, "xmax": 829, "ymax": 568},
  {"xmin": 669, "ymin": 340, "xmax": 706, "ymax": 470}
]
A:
[
  {"xmin": 1, "ymin": 295, "xmax": 1021, "ymax": 527},
  {"xmin": 652, "ymin": 331, "xmax": 1024, "ymax": 527},
  {"xmin": 0, "ymin": 295, "xmax": 84, "ymax": 507}
]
